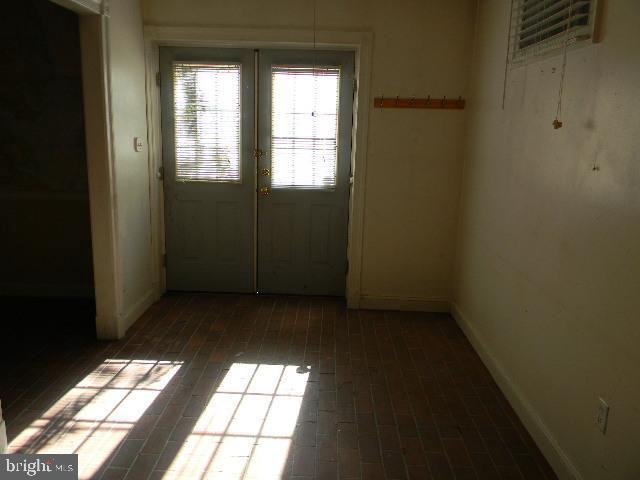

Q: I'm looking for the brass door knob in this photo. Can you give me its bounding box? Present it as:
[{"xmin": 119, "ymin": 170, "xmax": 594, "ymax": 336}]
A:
[
  {"xmin": 259, "ymin": 186, "xmax": 271, "ymax": 196},
  {"xmin": 260, "ymin": 168, "xmax": 271, "ymax": 176}
]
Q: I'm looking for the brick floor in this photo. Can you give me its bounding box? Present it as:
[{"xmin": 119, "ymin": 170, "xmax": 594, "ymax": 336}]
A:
[{"xmin": 1, "ymin": 294, "xmax": 557, "ymax": 479}]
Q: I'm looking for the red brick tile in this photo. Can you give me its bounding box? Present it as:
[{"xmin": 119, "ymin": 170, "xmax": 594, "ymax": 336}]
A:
[
  {"xmin": 362, "ymin": 462, "xmax": 386, "ymax": 479},
  {"xmin": 442, "ymin": 437, "xmax": 472, "ymax": 467},
  {"xmin": 3, "ymin": 294, "xmax": 557, "ymax": 480},
  {"xmin": 317, "ymin": 460, "xmax": 337, "ymax": 479},
  {"xmin": 383, "ymin": 450, "xmax": 408, "ymax": 479},
  {"xmin": 110, "ymin": 439, "xmax": 144, "ymax": 469}
]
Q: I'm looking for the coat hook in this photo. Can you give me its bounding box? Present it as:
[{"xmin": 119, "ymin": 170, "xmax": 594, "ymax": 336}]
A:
[
  {"xmin": 395, "ymin": 95, "xmax": 399, "ymax": 106},
  {"xmin": 442, "ymin": 95, "xmax": 446, "ymax": 106},
  {"xmin": 409, "ymin": 96, "xmax": 415, "ymax": 106}
]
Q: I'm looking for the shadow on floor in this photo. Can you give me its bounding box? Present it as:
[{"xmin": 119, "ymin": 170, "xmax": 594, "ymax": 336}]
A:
[{"xmin": 0, "ymin": 294, "xmax": 557, "ymax": 480}]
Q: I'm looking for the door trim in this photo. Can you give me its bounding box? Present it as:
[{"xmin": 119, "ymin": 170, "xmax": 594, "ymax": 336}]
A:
[{"xmin": 144, "ymin": 26, "xmax": 373, "ymax": 307}]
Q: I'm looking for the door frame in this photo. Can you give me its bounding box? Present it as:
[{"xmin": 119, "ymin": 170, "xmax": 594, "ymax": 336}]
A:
[
  {"xmin": 45, "ymin": 0, "xmax": 123, "ymax": 338},
  {"xmin": 144, "ymin": 26, "xmax": 373, "ymax": 307}
]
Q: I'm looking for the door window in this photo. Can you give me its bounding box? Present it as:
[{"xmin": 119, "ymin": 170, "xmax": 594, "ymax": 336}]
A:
[
  {"xmin": 270, "ymin": 66, "xmax": 340, "ymax": 189},
  {"xmin": 173, "ymin": 62, "xmax": 242, "ymax": 182}
]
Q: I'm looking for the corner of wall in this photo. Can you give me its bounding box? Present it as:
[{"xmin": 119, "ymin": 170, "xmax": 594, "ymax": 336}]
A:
[
  {"xmin": 119, "ymin": 289, "xmax": 156, "ymax": 334},
  {"xmin": 95, "ymin": 313, "xmax": 123, "ymax": 340},
  {"xmin": 451, "ymin": 302, "xmax": 582, "ymax": 480}
]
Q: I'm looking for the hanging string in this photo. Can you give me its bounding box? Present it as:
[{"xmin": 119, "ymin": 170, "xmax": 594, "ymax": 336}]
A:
[
  {"xmin": 312, "ymin": 0, "xmax": 317, "ymax": 117},
  {"xmin": 468, "ymin": 0, "xmax": 480, "ymax": 108},
  {"xmin": 313, "ymin": 0, "xmax": 317, "ymax": 52},
  {"xmin": 501, "ymin": 0, "xmax": 515, "ymax": 110},
  {"xmin": 312, "ymin": 0, "xmax": 318, "ymax": 70},
  {"xmin": 553, "ymin": 0, "xmax": 574, "ymax": 129}
]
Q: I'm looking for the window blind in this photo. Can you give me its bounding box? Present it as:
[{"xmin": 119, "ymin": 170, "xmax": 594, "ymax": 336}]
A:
[
  {"xmin": 510, "ymin": 0, "xmax": 596, "ymax": 63},
  {"xmin": 173, "ymin": 62, "xmax": 241, "ymax": 182},
  {"xmin": 270, "ymin": 66, "xmax": 340, "ymax": 189}
]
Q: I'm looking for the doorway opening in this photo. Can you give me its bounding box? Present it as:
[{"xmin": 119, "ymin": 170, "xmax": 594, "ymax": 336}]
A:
[
  {"xmin": 159, "ymin": 47, "xmax": 354, "ymax": 297},
  {"xmin": 0, "ymin": 0, "xmax": 96, "ymax": 342}
]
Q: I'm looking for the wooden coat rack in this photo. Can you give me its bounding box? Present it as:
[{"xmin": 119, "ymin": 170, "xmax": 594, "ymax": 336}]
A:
[{"xmin": 374, "ymin": 96, "xmax": 465, "ymax": 110}]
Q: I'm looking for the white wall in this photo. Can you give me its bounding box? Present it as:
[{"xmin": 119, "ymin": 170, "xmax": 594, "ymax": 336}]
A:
[
  {"xmin": 107, "ymin": 0, "xmax": 155, "ymax": 335},
  {"xmin": 141, "ymin": 0, "xmax": 476, "ymax": 309},
  {"xmin": 81, "ymin": 0, "xmax": 153, "ymax": 338},
  {"xmin": 454, "ymin": 1, "xmax": 640, "ymax": 478},
  {"xmin": 103, "ymin": 0, "xmax": 155, "ymax": 336}
]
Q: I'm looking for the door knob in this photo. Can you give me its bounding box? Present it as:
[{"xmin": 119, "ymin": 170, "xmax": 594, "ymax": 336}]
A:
[
  {"xmin": 259, "ymin": 186, "xmax": 271, "ymax": 196},
  {"xmin": 260, "ymin": 168, "xmax": 271, "ymax": 176}
]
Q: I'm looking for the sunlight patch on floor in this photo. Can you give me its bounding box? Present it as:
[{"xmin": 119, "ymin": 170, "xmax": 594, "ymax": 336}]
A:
[
  {"xmin": 162, "ymin": 363, "xmax": 309, "ymax": 480},
  {"xmin": 8, "ymin": 359, "xmax": 182, "ymax": 479}
]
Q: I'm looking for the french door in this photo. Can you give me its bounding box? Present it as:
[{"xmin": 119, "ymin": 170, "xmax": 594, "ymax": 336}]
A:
[{"xmin": 160, "ymin": 47, "xmax": 354, "ymax": 295}]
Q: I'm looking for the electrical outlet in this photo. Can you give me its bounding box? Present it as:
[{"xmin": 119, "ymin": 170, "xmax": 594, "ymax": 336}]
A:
[{"xmin": 596, "ymin": 398, "xmax": 609, "ymax": 434}]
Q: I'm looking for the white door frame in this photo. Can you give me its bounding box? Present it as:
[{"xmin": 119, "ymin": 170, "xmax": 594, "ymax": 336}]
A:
[
  {"xmin": 144, "ymin": 26, "xmax": 373, "ymax": 307},
  {"xmin": 46, "ymin": 0, "xmax": 122, "ymax": 338}
]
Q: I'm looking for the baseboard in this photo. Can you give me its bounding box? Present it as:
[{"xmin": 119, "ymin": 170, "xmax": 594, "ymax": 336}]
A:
[
  {"xmin": 119, "ymin": 289, "xmax": 156, "ymax": 335},
  {"xmin": 0, "ymin": 282, "xmax": 94, "ymax": 298},
  {"xmin": 451, "ymin": 302, "xmax": 582, "ymax": 480},
  {"xmin": 95, "ymin": 313, "xmax": 120, "ymax": 340},
  {"xmin": 96, "ymin": 290, "xmax": 157, "ymax": 340},
  {"xmin": 359, "ymin": 295, "xmax": 450, "ymax": 313},
  {"xmin": 0, "ymin": 400, "xmax": 7, "ymax": 454}
]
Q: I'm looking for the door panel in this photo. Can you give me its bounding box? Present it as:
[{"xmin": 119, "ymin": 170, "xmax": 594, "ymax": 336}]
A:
[
  {"xmin": 270, "ymin": 203, "xmax": 295, "ymax": 263},
  {"xmin": 310, "ymin": 204, "xmax": 331, "ymax": 264},
  {"xmin": 160, "ymin": 47, "xmax": 255, "ymax": 292},
  {"xmin": 257, "ymin": 50, "xmax": 354, "ymax": 295}
]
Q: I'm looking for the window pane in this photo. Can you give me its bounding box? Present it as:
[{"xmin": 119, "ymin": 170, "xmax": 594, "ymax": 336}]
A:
[
  {"xmin": 173, "ymin": 62, "xmax": 241, "ymax": 182},
  {"xmin": 271, "ymin": 66, "xmax": 340, "ymax": 189}
]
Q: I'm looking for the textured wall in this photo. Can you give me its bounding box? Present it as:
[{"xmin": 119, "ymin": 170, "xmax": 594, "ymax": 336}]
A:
[{"xmin": 455, "ymin": 1, "xmax": 640, "ymax": 478}]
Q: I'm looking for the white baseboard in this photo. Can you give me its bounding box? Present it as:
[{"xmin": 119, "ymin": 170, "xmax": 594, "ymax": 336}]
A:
[
  {"xmin": 0, "ymin": 420, "xmax": 6, "ymax": 454},
  {"xmin": 451, "ymin": 302, "xmax": 582, "ymax": 480},
  {"xmin": 0, "ymin": 400, "xmax": 6, "ymax": 454},
  {"xmin": 358, "ymin": 295, "xmax": 450, "ymax": 313},
  {"xmin": 119, "ymin": 289, "xmax": 156, "ymax": 334},
  {"xmin": 95, "ymin": 313, "xmax": 120, "ymax": 340},
  {"xmin": 96, "ymin": 290, "xmax": 156, "ymax": 341},
  {"xmin": 0, "ymin": 282, "xmax": 94, "ymax": 298}
]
